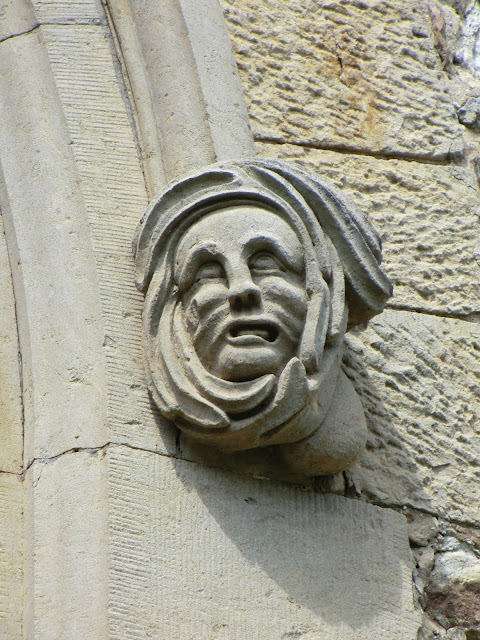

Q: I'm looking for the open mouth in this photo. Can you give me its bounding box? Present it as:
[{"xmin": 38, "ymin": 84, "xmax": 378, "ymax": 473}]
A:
[{"xmin": 229, "ymin": 322, "xmax": 279, "ymax": 343}]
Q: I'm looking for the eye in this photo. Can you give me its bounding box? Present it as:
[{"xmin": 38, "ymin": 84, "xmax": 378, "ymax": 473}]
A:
[
  {"xmin": 194, "ymin": 261, "xmax": 225, "ymax": 283},
  {"xmin": 249, "ymin": 252, "xmax": 284, "ymax": 273}
]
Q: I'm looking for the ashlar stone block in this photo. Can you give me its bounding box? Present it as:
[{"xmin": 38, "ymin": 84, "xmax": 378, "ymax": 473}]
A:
[
  {"xmin": 108, "ymin": 447, "xmax": 421, "ymax": 640},
  {"xmin": 23, "ymin": 450, "xmax": 110, "ymax": 640},
  {"xmin": 38, "ymin": 20, "xmax": 176, "ymax": 455},
  {"xmin": 0, "ymin": 215, "xmax": 22, "ymax": 474},
  {"xmin": 0, "ymin": 473, "xmax": 23, "ymax": 640},
  {"xmin": 0, "ymin": 28, "xmax": 108, "ymax": 462}
]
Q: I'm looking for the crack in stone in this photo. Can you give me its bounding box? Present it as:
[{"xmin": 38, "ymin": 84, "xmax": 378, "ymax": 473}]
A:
[
  {"xmin": 0, "ymin": 24, "xmax": 39, "ymax": 44},
  {"xmin": 20, "ymin": 441, "xmax": 176, "ymax": 478},
  {"xmin": 4, "ymin": 441, "xmax": 480, "ymax": 531},
  {"xmin": 0, "ymin": 196, "xmax": 26, "ymax": 475},
  {"xmin": 0, "ymin": 19, "xmax": 106, "ymax": 46},
  {"xmin": 0, "ymin": 468, "xmax": 21, "ymax": 476}
]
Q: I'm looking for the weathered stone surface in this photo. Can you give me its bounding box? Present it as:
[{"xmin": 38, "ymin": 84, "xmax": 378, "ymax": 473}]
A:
[
  {"xmin": 1, "ymin": 1, "xmax": 477, "ymax": 636},
  {"xmin": 0, "ymin": 474, "xmax": 23, "ymax": 640},
  {"xmin": 425, "ymin": 536, "xmax": 480, "ymax": 630},
  {"xmin": 457, "ymin": 97, "xmax": 480, "ymax": 130},
  {"xmin": 0, "ymin": 29, "xmax": 108, "ymax": 462},
  {"xmin": 30, "ymin": 0, "xmax": 100, "ymax": 23},
  {"xmin": 343, "ymin": 310, "xmax": 480, "ymax": 526},
  {"xmin": 24, "ymin": 450, "xmax": 109, "ymax": 640},
  {"xmin": 107, "ymin": 0, "xmax": 255, "ymax": 189},
  {"xmin": 408, "ymin": 512, "xmax": 438, "ymax": 547},
  {"xmin": 0, "ymin": 0, "xmax": 37, "ymax": 41},
  {"xmin": 38, "ymin": 20, "xmax": 176, "ymax": 455},
  {"xmin": 0, "ymin": 216, "xmax": 22, "ymax": 474},
  {"xmin": 418, "ymin": 624, "xmax": 472, "ymax": 640},
  {"xmin": 108, "ymin": 447, "xmax": 420, "ymax": 640},
  {"xmin": 454, "ymin": 0, "xmax": 480, "ymax": 80},
  {"xmin": 221, "ymin": 0, "xmax": 464, "ymax": 161},
  {"xmin": 257, "ymin": 143, "xmax": 480, "ymax": 317}
]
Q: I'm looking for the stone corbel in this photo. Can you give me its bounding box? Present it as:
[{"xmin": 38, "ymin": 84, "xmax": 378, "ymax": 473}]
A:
[{"xmin": 108, "ymin": 0, "xmax": 393, "ymax": 475}]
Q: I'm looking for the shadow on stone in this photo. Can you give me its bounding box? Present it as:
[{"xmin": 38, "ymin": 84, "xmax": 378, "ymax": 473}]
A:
[{"xmin": 173, "ymin": 456, "xmax": 418, "ymax": 634}]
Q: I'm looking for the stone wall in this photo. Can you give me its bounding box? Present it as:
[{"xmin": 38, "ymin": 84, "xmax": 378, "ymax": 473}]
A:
[{"xmin": 0, "ymin": 0, "xmax": 478, "ymax": 638}]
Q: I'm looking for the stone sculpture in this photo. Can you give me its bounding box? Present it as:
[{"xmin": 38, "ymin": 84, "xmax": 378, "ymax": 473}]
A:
[{"xmin": 134, "ymin": 159, "xmax": 392, "ymax": 475}]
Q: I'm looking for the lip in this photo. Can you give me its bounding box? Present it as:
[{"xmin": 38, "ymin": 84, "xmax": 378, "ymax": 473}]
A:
[{"xmin": 226, "ymin": 319, "xmax": 279, "ymax": 345}]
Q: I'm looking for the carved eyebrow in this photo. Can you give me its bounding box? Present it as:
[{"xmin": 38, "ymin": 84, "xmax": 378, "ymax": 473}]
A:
[
  {"xmin": 175, "ymin": 242, "xmax": 221, "ymax": 289},
  {"xmin": 244, "ymin": 235, "xmax": 304, "ymax": 274}
]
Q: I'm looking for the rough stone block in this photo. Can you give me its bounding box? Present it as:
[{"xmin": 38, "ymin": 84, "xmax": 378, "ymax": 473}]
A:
[
  {"xmin": 222, "ymin": 0, "xmax": 464, "ymax": 161},
  {"xmin": 108, "ymin": 447, "xmax": 420, "ymax": 640},
  {"xmin": 343, "ymin": 310, "xmax": 480, "ymax": 526},
  {"xmin": 426, "ymin": 536, "xmax": 480, "ymax": 630},
  {"xmin": 257, "ymin": 143, "xmax": 480, "ymax": 317}
]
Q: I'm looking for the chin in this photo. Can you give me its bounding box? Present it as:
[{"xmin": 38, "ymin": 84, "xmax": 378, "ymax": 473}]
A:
[{"xmin": 214, "ymin": 345, "xmax": 286, "ymax": 382}]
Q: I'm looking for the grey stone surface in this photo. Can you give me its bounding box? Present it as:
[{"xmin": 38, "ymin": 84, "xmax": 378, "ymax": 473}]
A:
[
  {"xmin": 108, "ymin": 447, "xmax": 421, "ymax": 640},
  {"xmin": 39, "ymin": 20, "xmax": 176, "ymax": 455},
  {"xmin": 23, "ymin": 450, "xmax": 110, "ymax": 640},
  {"xmin": 0, "ymin": 28, "xmax": 108, "ymax": 462},
  {"xmin": 2, "ymin": 0, "xmax": 477, "ymax": 635},
  {"xmin": 457, "ymin": 97, "xmax": 480, "ymax": 129},
  {"xmin": 344, "ymin": 310, "xmax": 480, "ymax": 526},
  {"xmin": 0, "ymin": 0, "xmax": 37, "ymax": 42},
  {"xmin": 30, "ymin": 0, "xmax": 100, "ymax": 23},
  {"xmin": 0, "ymin": 474, "xmax": 23, "ymax": 640},
  {"xmin": 0, "ymin": 215, "xmax": 22, "ymax": 474},
  {"xmin": 107, "ymin": 0, "xmax": 255, "ymax": 190},
  {"xmin": 425, "ymin": 535, "xmax": 480, "ymax": 630}
]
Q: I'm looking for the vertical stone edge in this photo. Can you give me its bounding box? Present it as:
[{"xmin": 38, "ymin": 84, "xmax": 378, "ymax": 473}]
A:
[
  {"xmin": 23, "ymin": 451, "xmax": 110, "ymax": 640},
  {"xmin": 0, "ymin": 212, "xmax": 23, "ymax": 474},
  {"xmin": 0, "ymin": 26, "xmax": 109, "ymax": 463},
  {"xmin": 0, "ymin": 8, "xmax": 111, "ymax": 638},
  {"xmin": 105, "ymin": 0, "xmax": 255, "ymax": 189},
  {"xmin": 0, "ymin": 474, "xmax": 23, "ymax": 640}
]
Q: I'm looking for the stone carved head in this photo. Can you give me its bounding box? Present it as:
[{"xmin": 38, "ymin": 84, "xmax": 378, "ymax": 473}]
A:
[{"xmin": 133, "ymin": 160, "xmax": 392, "ymax": 475}]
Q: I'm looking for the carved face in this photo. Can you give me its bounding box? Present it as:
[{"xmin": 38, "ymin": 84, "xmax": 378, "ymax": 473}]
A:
[
  {"xmin": 174, "ymin": 206, "xmax": 308, "ymax": 382},
  {"xmin": 135, "ymin": 161, "xmax": 391, "ymax": 468}
]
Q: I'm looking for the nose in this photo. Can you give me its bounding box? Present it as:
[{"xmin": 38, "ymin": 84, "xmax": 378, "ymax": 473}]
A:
[{"xmin": 228, "ymin": 272, "xmax": 262, "ymax": 313}]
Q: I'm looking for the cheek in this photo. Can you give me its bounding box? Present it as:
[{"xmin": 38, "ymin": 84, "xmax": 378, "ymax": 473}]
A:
[
  {"xmin": 260, "ymin": 277, "xmax": 308, "ymax": 319},
  {"xmin": 183, "ymin": 282, "xmax": 228, "ymax": 328}
]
